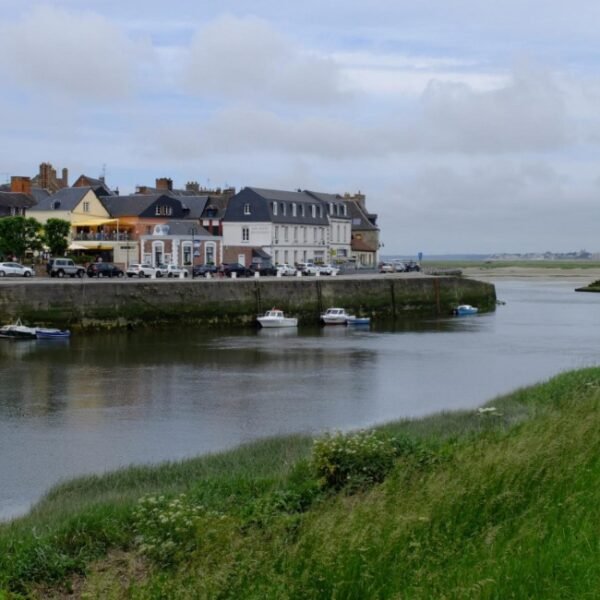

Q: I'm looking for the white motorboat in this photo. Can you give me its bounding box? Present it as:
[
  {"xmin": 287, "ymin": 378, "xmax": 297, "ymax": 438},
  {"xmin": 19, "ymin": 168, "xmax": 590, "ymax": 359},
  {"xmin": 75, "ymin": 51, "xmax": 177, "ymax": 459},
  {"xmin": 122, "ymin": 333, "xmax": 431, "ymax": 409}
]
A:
[
  {"xmin": 453, "ymin": 304, "xmax": 479, "ymax": 316},
  {"xmin": 321, "ymin": 307, "xmax": 355, "ymax": 325},
  {"xmin": 0, "ymin": 318, "xmax": 37, "ymax": 340},
  {"xmin": 257, "ymin": 309, "xmax": 298, "ymax": 328}
]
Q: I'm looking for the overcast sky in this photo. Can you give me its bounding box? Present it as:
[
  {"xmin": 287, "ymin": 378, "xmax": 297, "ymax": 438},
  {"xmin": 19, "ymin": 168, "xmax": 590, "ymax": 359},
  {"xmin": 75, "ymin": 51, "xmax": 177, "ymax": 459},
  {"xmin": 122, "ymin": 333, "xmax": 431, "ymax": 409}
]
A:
[{"xmin": 1, "ymin": 1, "xmax": 600, "ymax": 254}]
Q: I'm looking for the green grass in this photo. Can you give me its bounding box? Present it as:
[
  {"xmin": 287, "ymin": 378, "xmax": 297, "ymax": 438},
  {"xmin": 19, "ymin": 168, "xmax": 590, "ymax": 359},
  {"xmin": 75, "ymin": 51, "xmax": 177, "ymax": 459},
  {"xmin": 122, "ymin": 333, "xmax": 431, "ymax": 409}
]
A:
[
  {"xmin": 422, "ymin": 259, "xmax": 600, "ymax": 270},
  {"xmin": 2, "ymin": 369, "xmax": 600, "ymax": 598}
]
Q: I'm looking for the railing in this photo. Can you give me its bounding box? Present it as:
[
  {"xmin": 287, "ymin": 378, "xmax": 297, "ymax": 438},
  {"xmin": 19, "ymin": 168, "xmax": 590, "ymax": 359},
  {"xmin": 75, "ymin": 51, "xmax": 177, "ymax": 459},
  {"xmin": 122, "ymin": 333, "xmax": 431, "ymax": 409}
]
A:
[{"xmin": 73, "ymin": 232, "xmax": 132, "ymax": 241}]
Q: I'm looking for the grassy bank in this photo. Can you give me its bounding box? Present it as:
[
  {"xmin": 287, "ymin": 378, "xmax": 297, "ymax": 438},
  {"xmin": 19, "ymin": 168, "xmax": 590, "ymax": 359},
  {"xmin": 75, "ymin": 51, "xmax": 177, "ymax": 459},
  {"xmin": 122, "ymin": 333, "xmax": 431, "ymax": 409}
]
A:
[
  {"xmin": 423, "ymin": 259, "xmax": 600, "ymax": 270},
  {"xmin": 2, "ymin": 369, "xmax": 600, "ymax": 598}
]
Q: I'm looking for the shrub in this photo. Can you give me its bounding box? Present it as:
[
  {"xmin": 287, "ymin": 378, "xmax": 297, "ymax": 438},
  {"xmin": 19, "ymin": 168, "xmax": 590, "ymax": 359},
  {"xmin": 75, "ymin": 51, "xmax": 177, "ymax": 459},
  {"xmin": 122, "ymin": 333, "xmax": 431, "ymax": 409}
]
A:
[
  {"xmin": 133, "ymin": 494, "xmax": 207, "ymax": 568},
  {"xmin": 312, "ymin": 431, "xmax": 397, "ymax": 491}
]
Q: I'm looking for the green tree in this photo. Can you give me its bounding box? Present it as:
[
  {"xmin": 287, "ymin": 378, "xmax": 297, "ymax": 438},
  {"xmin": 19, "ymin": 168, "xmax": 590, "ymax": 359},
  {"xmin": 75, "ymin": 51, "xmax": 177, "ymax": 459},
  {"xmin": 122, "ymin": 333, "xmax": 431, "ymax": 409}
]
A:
[
  {"xmin": 43, "ymin": 218, "xmax": 71, "ymax": 257},
  {"xmin": 0, "ymin": 217, "xmax": 43, "ymax": 261}
]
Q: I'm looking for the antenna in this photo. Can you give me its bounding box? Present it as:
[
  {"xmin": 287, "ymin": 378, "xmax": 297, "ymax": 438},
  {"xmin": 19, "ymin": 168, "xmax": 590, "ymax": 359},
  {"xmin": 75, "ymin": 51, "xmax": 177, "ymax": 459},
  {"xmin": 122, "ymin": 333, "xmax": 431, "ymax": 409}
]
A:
[{"xmin": 101, "ymin": 164, "xmax": 107, "ymax": 181}]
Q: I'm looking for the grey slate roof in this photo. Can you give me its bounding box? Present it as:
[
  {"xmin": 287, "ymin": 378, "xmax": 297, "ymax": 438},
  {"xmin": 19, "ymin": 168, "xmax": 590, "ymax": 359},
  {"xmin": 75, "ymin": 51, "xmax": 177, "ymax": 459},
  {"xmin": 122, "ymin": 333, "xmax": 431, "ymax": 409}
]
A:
[
  {"xmin": 28, "ymin": 186, "xmax": 91, "ymax": 211},
  {"xmin": 346, "ymin": 199, "xmax": 378, "ymax": 231},
  {"xmin": 0, "ymin": 192, "xmax": 37, "ymax": 208},
  {"xmin": 101, "ymin": 194, "xmax": 209, "ymax": 219},
  {"xmin": 141, "ymin": 220, "xmax": 213, "ymax": 237}
]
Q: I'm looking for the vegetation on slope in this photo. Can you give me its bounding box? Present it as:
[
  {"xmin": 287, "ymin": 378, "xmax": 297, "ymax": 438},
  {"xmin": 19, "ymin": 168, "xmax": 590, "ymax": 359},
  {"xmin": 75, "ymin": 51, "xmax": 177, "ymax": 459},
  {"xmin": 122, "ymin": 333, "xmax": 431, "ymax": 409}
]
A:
[{"xmin": 1, "ymin": 368, "xmax": 600, "ymax": 598}]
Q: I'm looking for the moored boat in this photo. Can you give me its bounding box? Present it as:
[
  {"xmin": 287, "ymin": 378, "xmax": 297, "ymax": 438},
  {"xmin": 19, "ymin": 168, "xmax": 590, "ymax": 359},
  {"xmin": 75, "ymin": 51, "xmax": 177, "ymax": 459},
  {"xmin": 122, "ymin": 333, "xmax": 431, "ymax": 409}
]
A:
[
  {"xmin": 321, "ymin": 307, "xmax": 355, "ymax": 325},
  {"xmin": 257, "ymin": 309, "xmax": 298, "ymax": 328},
  {"xmin": 453, "ymin": 304, "xmax": 479, "ymax": 316},
  {"xmin": 36, "ymin": 328, "xmax": 71, "ymax": 340},
  {"xmin": 346, "ymin": 316, "xmax": 371, "ymax": 326},
  {"xmin": 0, "ymin": 318, "xmax": 37, "ymax": 340}
]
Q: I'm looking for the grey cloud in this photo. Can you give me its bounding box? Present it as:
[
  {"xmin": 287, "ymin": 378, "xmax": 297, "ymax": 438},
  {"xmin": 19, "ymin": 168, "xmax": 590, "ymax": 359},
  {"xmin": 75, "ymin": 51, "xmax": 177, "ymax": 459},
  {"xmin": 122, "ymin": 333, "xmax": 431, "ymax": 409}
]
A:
[
  {"xmin": 184, "ymin": 15, "xmax": 347, "ymax": 105},
  {"xmin": 415, "ymin": 65, "xmax": 570, "ymax": 153},
  {"xmin": 0, "ymin": 5, "xmax": 150, "ymax": 100}
]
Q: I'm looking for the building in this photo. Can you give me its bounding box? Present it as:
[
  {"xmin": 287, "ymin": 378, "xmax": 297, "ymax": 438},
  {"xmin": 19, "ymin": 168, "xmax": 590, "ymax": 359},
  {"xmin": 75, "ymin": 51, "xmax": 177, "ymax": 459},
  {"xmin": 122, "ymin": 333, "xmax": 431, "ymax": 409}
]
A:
[
  {"xmin": 30, "ymin": 162, "xmax": 69, "ymax": 193},
  {"xmin": 222, "ymin": 187, "xmax": 352, "ymax": 267},
  {"xmin": 344, "ymin": 192, "xmax": 380, "ymax": 267}
]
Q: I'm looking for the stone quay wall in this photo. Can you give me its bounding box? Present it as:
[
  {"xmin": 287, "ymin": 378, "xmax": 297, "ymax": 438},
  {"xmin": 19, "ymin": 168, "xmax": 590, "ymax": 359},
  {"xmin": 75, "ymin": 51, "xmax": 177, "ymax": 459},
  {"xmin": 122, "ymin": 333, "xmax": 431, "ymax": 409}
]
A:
[{"xmin": 0, "ymin": 276, "xmax": 496, "ymax": 329}]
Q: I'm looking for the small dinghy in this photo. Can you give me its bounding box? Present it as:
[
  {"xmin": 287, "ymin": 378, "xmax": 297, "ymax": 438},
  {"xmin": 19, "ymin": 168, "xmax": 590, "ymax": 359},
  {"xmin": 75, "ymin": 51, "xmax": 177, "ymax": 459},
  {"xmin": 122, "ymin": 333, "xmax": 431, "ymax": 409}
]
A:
[{"xmin": 35, "ymin": 327, "xmax": 71, "ymax": 340}]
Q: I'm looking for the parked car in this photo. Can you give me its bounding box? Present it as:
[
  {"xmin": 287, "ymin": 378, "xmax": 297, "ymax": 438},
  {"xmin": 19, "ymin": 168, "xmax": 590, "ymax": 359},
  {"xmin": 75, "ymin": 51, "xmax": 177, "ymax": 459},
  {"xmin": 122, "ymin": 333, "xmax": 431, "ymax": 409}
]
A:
[
  {"xmin": 126, "ymin": 263, "xmax": 156, "ymax": 278},
  {"xmin": 319, "ymin": 264, "xmax": 340, "ymax": 276},
  {"xmin": 405, "ymin": 261, "xmax": 421, "ymax": 272},
  {"xmin": 250, "ymin": 264, "xmax": 277, "ymax": 276},
  {"xmin": 156, "ymin": 264, "xmax": 188, "ymax": 278},
  {"xmin": 48, "ymin": 258, "xmax": 86, "ymax": 278},
  {"xmin": 276, "ymin": 264, "xmax": 297, "ymax": 276},
  {"xmin": 0, "ymin": 262, "xmax": 34, "ymax": 277},
  {"xmin": 219, "ymin": 263, "xmax": 253, "ymax": 278},
  {"xmin": 379, "ymin": 262, "xmax": 394, "ymax": 273},
  {"xmin": 192, "ymin": 264, "xmax": 218, "ymax": 278},
  {"xmin": 86, "ymin": 262, "xmax": 124, "ymax": 278},
  {"xmin": 297, "ymin": 263, "xmax": 321, "ymax": 275}
]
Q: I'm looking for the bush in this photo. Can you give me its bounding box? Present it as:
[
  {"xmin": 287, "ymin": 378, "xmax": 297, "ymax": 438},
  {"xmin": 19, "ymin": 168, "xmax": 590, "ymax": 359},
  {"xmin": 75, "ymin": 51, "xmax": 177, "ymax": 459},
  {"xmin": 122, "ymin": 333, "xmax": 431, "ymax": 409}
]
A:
[
  {"xmin": 133, "ymin": 494, "xmax": 206, "ymax": 568},
  {"xmin": 312, "ymin": 431, "xmax": 397, "ymax": 491}
]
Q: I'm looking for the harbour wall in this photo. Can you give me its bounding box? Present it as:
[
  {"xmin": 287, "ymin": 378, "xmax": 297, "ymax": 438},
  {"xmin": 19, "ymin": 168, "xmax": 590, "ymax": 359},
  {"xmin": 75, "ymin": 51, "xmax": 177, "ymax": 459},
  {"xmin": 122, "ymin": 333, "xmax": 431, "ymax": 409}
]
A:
[{"xmin": 0, "ymin": 276, "xmax": 496, "ymax": 329}]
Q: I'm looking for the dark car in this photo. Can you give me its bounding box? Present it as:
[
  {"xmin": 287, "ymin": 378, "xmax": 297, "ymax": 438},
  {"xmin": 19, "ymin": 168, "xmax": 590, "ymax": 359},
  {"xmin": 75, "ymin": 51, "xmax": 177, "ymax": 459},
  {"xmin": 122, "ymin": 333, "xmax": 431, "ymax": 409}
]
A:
[
  {"xmin": 192, "ymin": 264, "xmax": 219, "ymax": 278},
  {"xmin": 86, "ymin": 262, "xmax": 125, "ymax": 278},
  {"xmin": 219, "ymin": 263, "xmax": 253, "ymax": 278},
  {"xmin": 250, "ymin": 264, "xmax": 277, "ymax": 276}
]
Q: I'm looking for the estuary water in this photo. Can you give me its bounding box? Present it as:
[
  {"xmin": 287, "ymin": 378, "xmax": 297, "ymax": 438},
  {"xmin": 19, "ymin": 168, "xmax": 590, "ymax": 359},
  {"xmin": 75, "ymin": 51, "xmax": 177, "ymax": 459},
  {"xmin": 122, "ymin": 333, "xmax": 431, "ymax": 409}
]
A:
[{"xmin": 2, "ymin": 278, "xmax": 600, "ymax": 520}]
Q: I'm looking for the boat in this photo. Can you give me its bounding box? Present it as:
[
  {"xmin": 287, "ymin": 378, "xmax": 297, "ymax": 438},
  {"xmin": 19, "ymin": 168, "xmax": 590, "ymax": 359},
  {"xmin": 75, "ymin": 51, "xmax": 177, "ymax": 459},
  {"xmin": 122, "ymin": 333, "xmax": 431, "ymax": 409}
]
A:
[
  {"xmin": 0, "ymin": 318, "xmax": 37, "ymax": 340},
  {"xmin": 346, "ymin": 316, "xmax": 371, "ymax": 326},
  {"xmin": 321, "ymin": 307, "xmax": 355, "ymax": 325},
  {"xmin": 453, "ymin": 304, "xmax": 479, "ymax": 316},
  {"xmin": 257, "ymin": 309, "xmax": 298, "ymax": 328},
  {"xmin": 36, "ymin": 327, "xmax": 71, "ymax": 340}
]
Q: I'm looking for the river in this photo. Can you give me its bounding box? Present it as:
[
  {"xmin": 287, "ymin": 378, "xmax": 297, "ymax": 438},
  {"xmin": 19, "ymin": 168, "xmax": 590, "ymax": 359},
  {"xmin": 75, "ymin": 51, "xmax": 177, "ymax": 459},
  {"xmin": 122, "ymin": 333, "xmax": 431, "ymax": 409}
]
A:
[{"xmin": 1, "ymin": 278, "xmax": 599, "ymax": 520}]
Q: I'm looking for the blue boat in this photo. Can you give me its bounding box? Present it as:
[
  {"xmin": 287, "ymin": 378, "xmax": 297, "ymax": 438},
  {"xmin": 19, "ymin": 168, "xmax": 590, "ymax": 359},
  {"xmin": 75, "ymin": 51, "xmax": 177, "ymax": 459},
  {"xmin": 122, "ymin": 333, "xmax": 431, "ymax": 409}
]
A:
[
  {"xmin": 346, "ymin": 316, "xmax": 371, "ymax": 326},
  {"xmin": 453, "ymin": 304, "xmax": 478, "ymax": 316},
  {"xmin": 35, "ymin": 328, "xmax": 71, "ymax": 340}
]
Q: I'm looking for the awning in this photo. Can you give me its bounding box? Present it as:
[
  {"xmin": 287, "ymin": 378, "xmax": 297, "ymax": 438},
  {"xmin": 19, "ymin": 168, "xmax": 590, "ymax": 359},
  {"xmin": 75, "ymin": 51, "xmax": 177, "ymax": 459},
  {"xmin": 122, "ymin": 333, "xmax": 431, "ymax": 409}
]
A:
[
  {"xmin": 72, "ymin": 218, "xmax": 119, "ymax": 227},
  {"xmin": 69, "ymin": 243, "xmax": 115, "ymax": 251}
]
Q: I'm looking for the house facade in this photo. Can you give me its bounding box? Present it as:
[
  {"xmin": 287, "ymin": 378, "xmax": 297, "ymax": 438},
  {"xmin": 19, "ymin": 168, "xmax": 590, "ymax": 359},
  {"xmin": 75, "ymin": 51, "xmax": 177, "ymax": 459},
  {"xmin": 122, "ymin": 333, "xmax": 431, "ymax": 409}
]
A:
[{"xmin": 222, "ymin": 187, "xmax": 352, "ymax": 267}]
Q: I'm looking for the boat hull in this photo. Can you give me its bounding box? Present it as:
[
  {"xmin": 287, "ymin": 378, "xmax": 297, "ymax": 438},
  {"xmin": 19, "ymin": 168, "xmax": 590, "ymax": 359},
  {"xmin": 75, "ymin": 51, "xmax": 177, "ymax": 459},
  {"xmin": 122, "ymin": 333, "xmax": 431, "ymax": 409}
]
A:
[
  {"xmin": 36, "ymin": 328, "xmax": 71, "ymax": 339},
  {"xmin": 257, "ymin": 318, "xmax": 298, "ymax": 328}
]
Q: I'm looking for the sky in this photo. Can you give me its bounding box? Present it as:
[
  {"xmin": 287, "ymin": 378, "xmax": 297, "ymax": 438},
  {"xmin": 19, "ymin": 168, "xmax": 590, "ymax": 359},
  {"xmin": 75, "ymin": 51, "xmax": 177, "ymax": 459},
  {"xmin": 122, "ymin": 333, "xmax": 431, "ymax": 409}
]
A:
[{"xmin": 1, "ymin": 1, "xmax": 600, "ymax": 255}]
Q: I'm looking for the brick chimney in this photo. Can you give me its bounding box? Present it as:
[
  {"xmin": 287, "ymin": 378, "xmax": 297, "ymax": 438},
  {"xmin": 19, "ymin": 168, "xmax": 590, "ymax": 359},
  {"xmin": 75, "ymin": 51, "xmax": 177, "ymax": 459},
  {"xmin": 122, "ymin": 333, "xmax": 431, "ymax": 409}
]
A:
[
  {"xmin": 186, "ymin": 181, "xmax": 200, "ymax": 193},
  {"xmin": 11, "ymin": 176, "xmax": 31, "ymax": 195},
  {"xmin": 156, "ymin": 177, "xmax": 173, "ymax": 192},
  {"xmin": 62, "ymin": 168, "xmax": 69, "ymax": 188}
]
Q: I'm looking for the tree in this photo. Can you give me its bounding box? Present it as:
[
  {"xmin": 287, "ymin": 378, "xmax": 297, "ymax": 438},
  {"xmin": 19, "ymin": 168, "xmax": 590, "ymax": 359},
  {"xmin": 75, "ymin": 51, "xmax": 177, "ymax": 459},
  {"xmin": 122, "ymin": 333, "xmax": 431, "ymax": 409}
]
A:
[
  {"xmin": 43, "ymin": 218, "xmax": 71, "ymax": 257},
  {"xmin": 0, "ymin": 217, "xmax": 43, "ymax": 261}
]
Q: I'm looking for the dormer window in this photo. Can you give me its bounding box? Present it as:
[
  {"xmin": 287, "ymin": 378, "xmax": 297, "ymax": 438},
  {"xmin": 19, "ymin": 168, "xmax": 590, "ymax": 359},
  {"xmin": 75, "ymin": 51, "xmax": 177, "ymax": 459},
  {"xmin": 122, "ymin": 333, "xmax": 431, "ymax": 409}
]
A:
[
  {"xmin": 272, "ymin": 202, "xmax": 278, "ymax": 216},
  {"xmin": 329, "ymin": 203, "xmax": 334, "ymax": 215},
  {"xmin": 292, "ymin": 203, "xmax": 297, "ymax": 217},
  {"xmin": 282, "ymin": 203, "xmax": 286, "ymax": 216},
  {"xmin": 299, "ymin": 204, "xmax": 304, "ymax": 217},
  {"xmin": 52, "ymin": 200, "xmax": 61, "ymax": 210},
  {"xmin": 311, "ymin": 205, "xmax": 316, "ymax": 218},
  {"xmin": 155, "ymin": 205, "xmax": 173, "ymax": 216},
  {"xmin": 343, "ymin": 204, "xmax": 347, "ymax": 216},
  {"xmin": 243, "ymin": 203, "xmax": 251, "ymax": 215}
]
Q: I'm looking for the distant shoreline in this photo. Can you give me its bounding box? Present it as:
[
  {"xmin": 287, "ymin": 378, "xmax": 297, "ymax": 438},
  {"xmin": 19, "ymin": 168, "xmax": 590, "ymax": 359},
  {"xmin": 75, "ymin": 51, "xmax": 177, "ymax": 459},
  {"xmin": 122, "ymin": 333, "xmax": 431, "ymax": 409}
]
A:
[{"xmin": 461, "ymin": 265, "xmax": 599, "ymax": 280}]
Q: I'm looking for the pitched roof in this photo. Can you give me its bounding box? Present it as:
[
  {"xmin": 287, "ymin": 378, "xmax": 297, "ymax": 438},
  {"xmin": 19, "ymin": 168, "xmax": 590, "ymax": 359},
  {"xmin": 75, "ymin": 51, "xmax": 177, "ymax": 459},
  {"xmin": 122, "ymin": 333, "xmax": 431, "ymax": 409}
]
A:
[
  {"xmin": 29, "ymin": 186, "xmax": 91, "ymax": 211},
  {"xmin": 0, "ymin": 192, "xmax": 37, "ymax": 209},
  {"xmin": 248, "ymin": 187, "xmax": 313, "ymax": 204},
  {"xmin": 100, "ymin": 194, "xmax": 160, "ymax": 217},
  {"xmin": 346, "ymin": 198, "xmax": 378, "ymax": 231}
]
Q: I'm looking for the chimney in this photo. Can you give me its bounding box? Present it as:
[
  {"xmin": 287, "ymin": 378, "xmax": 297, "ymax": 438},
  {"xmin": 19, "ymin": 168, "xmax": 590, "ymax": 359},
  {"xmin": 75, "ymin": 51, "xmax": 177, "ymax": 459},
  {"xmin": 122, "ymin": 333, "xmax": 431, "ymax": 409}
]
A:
[
  {"xmin": 156, "ymin": 177, "xmax": 173, "ymax": 191},
  {"xmin": 62, "ymin": 167, "xmax": 68, "ymax": 188},
  {"xmin": 186, "ymin": 181, "xmax": 200, "ymax": 193},
  {"xmin": 11, "ymin": 176, "xmax": 31, "ymax": 195}
]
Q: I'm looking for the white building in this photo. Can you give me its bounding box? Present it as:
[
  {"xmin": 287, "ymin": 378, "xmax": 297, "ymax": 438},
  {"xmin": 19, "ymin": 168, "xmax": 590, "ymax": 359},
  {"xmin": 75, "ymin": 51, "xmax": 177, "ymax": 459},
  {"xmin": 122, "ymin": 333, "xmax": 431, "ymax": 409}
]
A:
[{"xmin": 222, "ymin": 187, "xmax": 351, "ymax": 267}]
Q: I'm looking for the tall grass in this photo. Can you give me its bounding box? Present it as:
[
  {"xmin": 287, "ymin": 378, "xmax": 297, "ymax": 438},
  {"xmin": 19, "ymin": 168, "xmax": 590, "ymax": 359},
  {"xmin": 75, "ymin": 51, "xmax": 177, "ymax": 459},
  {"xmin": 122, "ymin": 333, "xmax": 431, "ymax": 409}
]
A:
[{"xmin": 2, "ymin": 369, "xmax": 600, "ymax": 598}]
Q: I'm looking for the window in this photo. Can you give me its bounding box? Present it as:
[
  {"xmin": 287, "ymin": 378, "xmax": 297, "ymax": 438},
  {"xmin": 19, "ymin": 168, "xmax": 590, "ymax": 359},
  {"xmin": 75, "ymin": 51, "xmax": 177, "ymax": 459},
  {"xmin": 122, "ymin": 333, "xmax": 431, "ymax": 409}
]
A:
[
  {"xmin": 282, "ymin": 203, "xmax": 286, "ymax": 216},
  {"xmin": 274, "ymin": 226, "xmax": 279, "ymax": 243},
  {"xmin": 155, "ymin": 205, "xmax": 172, "ymax": 216},
  {"xmin": 303, "ymin": 227, "xmax": 307, "ymax": 243},
  {"xmin": 152, "ymin": 241, "xmax": 164, "ymax": 266},
  {"xmin": 313, "ymin": 227, "xmax": 317, "ymax": 242},
  {"xmin": 205, "ymin": 242, "xmax": 216, "ymax": 265},
  {"xmin": 272, "ymin": 202, "xmax": 278, "ymax": 216},
  {"xmin": 83, "ymin": 201, "xmax": 90, "ymax": 213},
  {"xmin": 329, "ymin": 203, "xmax": 334, "ymax": 215},
  {"xmin": 243, "ymin": 203, "xmax": 251, "ymax": 215},
  {"xmin": 311, "ymin": 204, "xmax": 316, "ymax": 218},
  {"xmin": 284, "ymin": 226, "xmax": 289, "ymax": 242},
  {"xmin": 242, "ymin": 227, "xmax": 250, "ymax": 242},
  {"xmin": 182, "ymin": 242, "xmax": 192, "ymax": 266},
  {"xmin": 292, "ymin": 203, "xmax": 297, "ymax": 217},
  {"xmin": 343, "ymin": 204, "xmax": 348, "ymax": 216},
  {"xmin": 337, "ymin": 224, "xmax": 340, "ymax": 242},
  {"xmin": 293, "ymin": 227, "xmax": 298, "ymax": 242},
  {"xmin": 275, "ymin": 250, "xmax": 279, "ymax": 263},
  {"xmin": 300, "ymin": 204, "xmax": 304, "ymax": 217},
  {"xmin": 284, "ymin": 250, "xmax": 288, "ymax": 263}
]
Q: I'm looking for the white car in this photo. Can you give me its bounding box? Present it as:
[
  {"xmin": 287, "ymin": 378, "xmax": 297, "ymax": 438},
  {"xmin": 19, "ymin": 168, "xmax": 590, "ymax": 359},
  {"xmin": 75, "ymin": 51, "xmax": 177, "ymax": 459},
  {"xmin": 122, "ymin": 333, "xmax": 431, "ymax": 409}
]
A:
[
  {"xmin": 276, "ymin": 264, "xmax": 297, "ymax": 276},
  {"xmin": 319, "ymin": 264, "xmax": 340, "ymax": 276},
  {"xmin": 156, "ymin": 264, "xmax": 188, "ymax": 278},
  {"xmin": 0, "ymin": 262, "xmax": 34, "ymax": 277},
  {"xmin": 126, "ymin": 263, "xmax": 156, "ymax": 278}
]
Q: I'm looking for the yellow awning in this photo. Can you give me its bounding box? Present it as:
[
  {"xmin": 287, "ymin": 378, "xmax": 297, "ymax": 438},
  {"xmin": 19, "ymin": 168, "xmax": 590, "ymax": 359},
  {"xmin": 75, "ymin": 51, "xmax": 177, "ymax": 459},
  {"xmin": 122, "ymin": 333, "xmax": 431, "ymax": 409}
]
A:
[{"xmin": 72, "ymin": 217, "xmax": 119, "ymax": 226}]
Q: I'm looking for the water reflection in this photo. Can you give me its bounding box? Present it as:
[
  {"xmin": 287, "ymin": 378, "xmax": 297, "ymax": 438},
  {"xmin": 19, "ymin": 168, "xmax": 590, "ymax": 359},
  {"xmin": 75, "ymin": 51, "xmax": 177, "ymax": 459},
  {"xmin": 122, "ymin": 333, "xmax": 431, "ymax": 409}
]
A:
[{"xmin": 2, "ymin": 279, "xmax": 600, "ymax": 519}]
